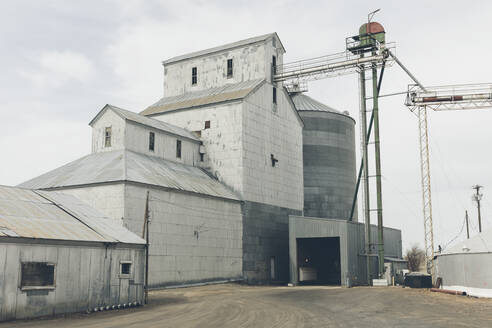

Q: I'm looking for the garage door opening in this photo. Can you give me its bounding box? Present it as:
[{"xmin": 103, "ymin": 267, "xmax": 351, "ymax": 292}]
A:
[{"xmin": 297, "ymin": 237, "xmax": 341, "ymax": 285}]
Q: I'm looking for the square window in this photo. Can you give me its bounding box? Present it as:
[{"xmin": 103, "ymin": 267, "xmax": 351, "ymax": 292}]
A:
[
  {"xmin": 192, "ymin": 67, "xmax": 197, "ymax": 85},
  {"xmin": 149, "ymin": 132, "xmax": 155, "ymax": 151},
  {"xmin": 120, "ymin": 262, "xmax": 131, "ymax": 275},
  {"xmin": 104, "ymin": 127, "xmax": 112, "ymax": 147},
  {"xmin": 227, "ymin": 59, "xmax": 233, "ymax": 78},
  {"xmin": 21, "ymin": 262, "xmax": 55, "ymax": 289}
]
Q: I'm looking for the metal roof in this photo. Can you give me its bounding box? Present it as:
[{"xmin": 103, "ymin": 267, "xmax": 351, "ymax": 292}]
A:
[
  {"xmin": 442, "ymin": 228, "xmax": 492, "ymax": 255},
  {"xmin": 163, "ymin": 33, "xmax": 285, "ymax": 65},
  {"xmin": 290, "ymin": 92, "xmax": 343, "ymax": 114},
  {"xmin": 20, "ymin": 150, "xmax": 240, "ymax": 201},
  {"xmin": 0, "ymin": 185, "xmax": 145, "ymax": 244},
  {"xmin": 141, "ymin": 79, "xmax": 264, "ymax": 116},
  {"xmin": 90, "ymin": 104, "xmax": 200, "ymax": 142}
]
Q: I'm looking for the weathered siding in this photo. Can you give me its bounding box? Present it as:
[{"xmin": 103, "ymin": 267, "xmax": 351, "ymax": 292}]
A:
[
  {"xmin": 124, "ymin": 122, "xmax": 199, "ymax": 166},
  {"xmin": 151, "ymin": 102, "xmax": 244, "ymax": 195},
  {"xmin": 242, "ymin": 201, "xmax": 301, "ymax": 283},
  {"xmin": 91, "ymin": 109, "xmax": 126, "ymax": 153},
  {"xmin": 123, "ymin": 184, "xmax": 243, "ymax": 287},
  {"xmin": 242, "ymin": 84, "xmax": 303, "ymax": 210},
  {"xmin": 58, "ymin": 184, "xmax": 126, "ymax": 223},
  {"xmin": 163, "ymin": 36, "xmax": 282, "ymax": 97},
  {"xmin": 0, "ymin": 241, "xmax": 144, "ymax": 321}
]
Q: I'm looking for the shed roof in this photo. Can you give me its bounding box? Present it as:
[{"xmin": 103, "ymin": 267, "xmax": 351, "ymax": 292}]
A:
[
  {"xmin": 20, "ymin": 150, "xmax": 240, "ymax": 201},
  {"xmin": 0, "ymin": 185, "xmax": 145, "ymax": 244},
  {"xmin": 163, "ymin": 33, "xmax": 285, "ymax": 65},
  {"xmin": 90, "ymin": 104, "xmax": 200, "ymax": 142},
  {"xmin": 141, "ymin": 79, "xmax": 264, "ymax": 116}
]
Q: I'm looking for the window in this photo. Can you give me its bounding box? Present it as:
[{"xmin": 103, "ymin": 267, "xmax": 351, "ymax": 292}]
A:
[
  {"xmin": 200, "ymin": 153, "xmax": 204, "ymax": 162},
  {"xmin": 192, "ymin": 67, "xmax": 197, "ymax": 85},
  {"xmin": 120, "ymin": 262, "xmax": 132, "ymax": 275},
  {"xmin": 204, "ymin": 120, "xmax": 211, "ymax": 129},
  {"xmin": 21, "ymin": 262, "xmax": 55, "ymax": 289},
  {"xmin": 176, "ymin": 140, "xmax": 182, "ymax": 158},
  {"xmin": 271, "ymin": 154, "xmax": 278, "ymax": 167},
  {"xmin": 149, "ymin": 132, "xmax": 155, "ymax": 151},
  {"xmin": 272, "ymin": 55, "xmax": 277, "ymax": 75},
  {"xmin": 273, "ymin": 86, "xmax": 277, "ymax": 104},
  {"xmin": 104, "ymin": 127, "xmax": 112, "ymax": 147},
  {"xmin": 227, "ymin": 59, "xmax": 233, "ymax": 78}
]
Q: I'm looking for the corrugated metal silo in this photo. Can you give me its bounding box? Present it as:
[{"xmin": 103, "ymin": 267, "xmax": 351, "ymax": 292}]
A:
[{"xmin": 291, "ymin": 92, "xmax": 357, "ymax": 220}]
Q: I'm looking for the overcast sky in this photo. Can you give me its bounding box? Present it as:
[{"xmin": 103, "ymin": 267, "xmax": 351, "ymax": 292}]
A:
[{"xmin": 1, "ymin": 0, "xmax": 491, "ymax": 252}]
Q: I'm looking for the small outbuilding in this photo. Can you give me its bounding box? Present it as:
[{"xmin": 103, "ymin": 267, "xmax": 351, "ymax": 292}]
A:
[
  {"xmin": 436, "ymin": 229, "xmax": 492, "ymax": 297},
  {"xmin": 0, "ymin": 185, "xmax": 146, "ymax": 321}
]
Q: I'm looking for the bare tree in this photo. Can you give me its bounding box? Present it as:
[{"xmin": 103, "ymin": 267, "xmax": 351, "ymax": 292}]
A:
[{"xmin": 404, "ymin": 245, "xmax": 425, "ymax": 272}]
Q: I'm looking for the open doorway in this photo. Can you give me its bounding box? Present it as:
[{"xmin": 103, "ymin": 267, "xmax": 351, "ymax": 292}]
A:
[{"xmin": 297, "ymin": 237, "xmax": 341, "ymax": 285}]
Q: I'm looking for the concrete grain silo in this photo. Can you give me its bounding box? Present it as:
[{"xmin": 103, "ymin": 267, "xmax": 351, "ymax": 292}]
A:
[{"xmin": 291, "ymin": 92, "xmax": 357, "ymax": 220}]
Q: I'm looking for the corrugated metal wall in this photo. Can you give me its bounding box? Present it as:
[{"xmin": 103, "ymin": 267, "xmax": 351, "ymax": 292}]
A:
[
  {"xmin": 289, "ymin": 216, "xmax": 403, "ymax": 286},
  {"xmin": 0, "ymin": 241, "xmax": 144, "ymax": 321},
  {"xmin": 436, "ymin": 253, "xmax": 492, "ymax": 289}
]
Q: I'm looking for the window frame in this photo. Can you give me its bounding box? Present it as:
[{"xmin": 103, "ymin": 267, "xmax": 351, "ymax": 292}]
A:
[
  {"xmin": 191, "ymin": 67, "xmax": 197, "ymax": 85},
  {"xmin": 119, "ymin": 261, "xmax": 133, "ymax": 279},
  {"xmin": 104, "ymin": 126, "xmax": 112, "ymax": 148},
  {"xmin": 20, "ymin": 261, "xmax": 56, "ymax": 291},
  {"xmin": 149, "ymin": 131, "xmax": 155, "ymax": 152},
  {"xmin": 176, "ymin": 139, "xmax": 182, "ymax": 158},
  {"xmin": 227, "ymin": 59, "xmax": 233, "ymax": 78}
]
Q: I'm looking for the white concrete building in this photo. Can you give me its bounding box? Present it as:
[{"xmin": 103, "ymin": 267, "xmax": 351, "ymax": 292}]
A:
[{"xmin": 142, "ymin": 33, "xmax": 304, "ymax": 282}]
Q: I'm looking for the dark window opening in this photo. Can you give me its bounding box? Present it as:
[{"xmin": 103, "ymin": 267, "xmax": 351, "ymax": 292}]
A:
[
  {"xmin": 271, "ymin": 154, "xmax": 278, "ymax": 167},
  {"xmin": 149, "ymin": 132, "xmax": 155, "ymax": 151},
  {"xmin": 200, "ymin": 153, "xmax": 204, "ymax": 162},
  {"xmin": 204, "ymin": 120, "xmax": 211, "ymax": 129},
  {"xmin": 104, "ymin": 127, "xmax": 112, "ymax": 147},
  {"xmin": 21, "ymin": 262, "xmax": 55, "ymax": 288},
  {"xmin": 272, "ymin": 55, "xmax": 277, "ymax": 75},
  {"xmin": 273, "ymin": 87, "xmax": 277, "ymax": 104},
  {"xmin": 192, "ymin": 67, "xmax": 197, "ymax": 85},
  {"xmin": 227, "ymin": 59, "xmax": 233, "ymax": 78},
  {"xmin": 176, "ymin": 140, "xmax": 182, "ymax": 158},
  {"xmin": 121, "ymin": 263, "xmax": 131, "ymax": 275}
]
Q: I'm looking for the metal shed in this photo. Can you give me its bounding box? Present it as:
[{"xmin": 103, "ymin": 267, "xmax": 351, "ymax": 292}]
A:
[
  {"xmin": 289, "ymin": 216, "xmax": 403, "ymax": 286},
  {"xmin": 0, "ymin": 185, "xmax": 146, "ymax": 321}
]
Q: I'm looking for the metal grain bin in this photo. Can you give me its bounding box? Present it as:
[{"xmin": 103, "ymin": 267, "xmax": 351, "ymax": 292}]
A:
[{"xmin": 291, "ymin": 92, "xmax": 357, "ymax": 220}]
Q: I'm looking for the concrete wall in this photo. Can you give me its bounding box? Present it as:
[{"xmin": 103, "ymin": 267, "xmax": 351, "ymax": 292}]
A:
[
  {"xmin": 123, "ymin": 183, "xmax": 243, "ymax": 287},
  {"xmin": 91, "ymin": 109, "xmax": 126, "ymax": 153},
  {"xmin": 436, "ymin": 253, "xmax": 492, "ymax": 290},
  {"xmin": 0, "ymin": 240, "xmax": 144, "ymax": 322},
  {"xmin": 289, "ymin": 216, "xmax": 403, "ymax": 286},
  {"xmin": 124, "ymin": 121, "xmax": 199, "ymax": 166},
  {"xmin": 163, "ymin": 36, "xmax": 283, "ymax": 97},
  {"xmin": 151, "ymin": 102, "xmax": 244, "ymax": 194},
  {"xmin": 299, "ymin": 111, "xmax": 357, "ymax": 220},
  {"xmin": 242, "ymin": 85, "xmax": 303, "ymax": 210},
  {"xmin": 242, "ymin": 201, "xmax": 302, "ymax": 283}
]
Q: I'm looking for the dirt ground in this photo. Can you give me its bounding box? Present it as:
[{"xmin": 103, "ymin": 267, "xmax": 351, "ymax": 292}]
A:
[{"xmin": 3, "ymin": 284, "xmax": 492, "ymax": 328}]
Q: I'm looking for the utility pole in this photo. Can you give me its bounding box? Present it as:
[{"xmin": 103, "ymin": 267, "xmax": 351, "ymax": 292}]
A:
[
  {"xmin": 472, "ymin": 185, "xmax": 483, "ymax": 233},
  {"xmin": 465, "ymin": 210, "xmax": 470, "ymax": 239},
  {"xmin": 142, "ymin": 191, "xmax": 150, "ymax": 304}
]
